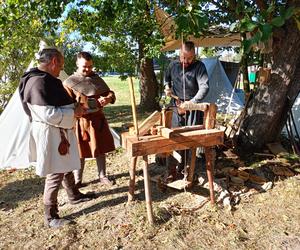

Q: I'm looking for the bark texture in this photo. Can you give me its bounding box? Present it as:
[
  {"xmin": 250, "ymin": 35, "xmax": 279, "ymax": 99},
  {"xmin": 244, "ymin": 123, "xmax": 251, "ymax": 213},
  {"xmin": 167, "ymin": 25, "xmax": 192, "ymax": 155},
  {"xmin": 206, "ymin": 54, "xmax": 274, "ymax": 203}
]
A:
[
  {"xmin": 138, "ymin": 42, "xmax": 160, "ymax": 111},
  {"xmin": 237, "ymin": 17, "xmax": 300, "ymax": 151}
]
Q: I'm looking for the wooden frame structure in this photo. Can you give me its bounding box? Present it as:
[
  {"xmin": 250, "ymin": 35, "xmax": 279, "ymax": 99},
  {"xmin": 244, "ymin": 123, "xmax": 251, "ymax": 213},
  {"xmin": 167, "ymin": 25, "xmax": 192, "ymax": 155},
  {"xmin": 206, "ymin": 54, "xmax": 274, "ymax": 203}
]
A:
[{"xmin": 122, "ymin": 103, "xmax": 224, "ymax": 224}]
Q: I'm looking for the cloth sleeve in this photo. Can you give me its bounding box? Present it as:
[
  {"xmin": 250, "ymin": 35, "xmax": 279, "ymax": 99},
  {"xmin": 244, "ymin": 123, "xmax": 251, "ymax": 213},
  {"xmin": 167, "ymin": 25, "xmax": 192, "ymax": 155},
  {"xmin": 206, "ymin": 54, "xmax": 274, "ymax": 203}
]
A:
[
  {"xmin": 28, "ymin": 103, "xmax": 76, "ymax": 129},
  {"xmin": 102, "ymin": 90, "xmax": 116, "ymax": 104},
  {"xmin": 190, "ymin": 65, "xmax": 209, "ymax": 103}
]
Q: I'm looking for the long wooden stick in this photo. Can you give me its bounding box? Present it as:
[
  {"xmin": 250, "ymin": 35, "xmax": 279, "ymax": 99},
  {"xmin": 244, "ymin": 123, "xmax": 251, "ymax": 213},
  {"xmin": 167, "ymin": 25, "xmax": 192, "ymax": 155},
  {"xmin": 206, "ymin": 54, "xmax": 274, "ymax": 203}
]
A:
[
  {"xmin": 128, "ymin": 156, "xmax": 137, "ymax": 202},
  {"xmin": 128, "ymin": 77, "xmax": 139, "ymax": 136},
  {"xmin": 205, "ymin": 147, "xmax": 215, "ymax": 204},
  {"xmin": 142, "ymin": 155, "xmax": 154, "ymax": 224}
]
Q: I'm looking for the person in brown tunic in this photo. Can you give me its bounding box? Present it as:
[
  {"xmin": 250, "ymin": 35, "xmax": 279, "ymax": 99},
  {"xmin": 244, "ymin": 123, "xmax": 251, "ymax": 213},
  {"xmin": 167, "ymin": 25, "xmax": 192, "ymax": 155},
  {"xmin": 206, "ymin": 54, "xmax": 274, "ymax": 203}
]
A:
[{"xmin": 64, "ymin": 52, "xmax": 116, "ymax": 186}]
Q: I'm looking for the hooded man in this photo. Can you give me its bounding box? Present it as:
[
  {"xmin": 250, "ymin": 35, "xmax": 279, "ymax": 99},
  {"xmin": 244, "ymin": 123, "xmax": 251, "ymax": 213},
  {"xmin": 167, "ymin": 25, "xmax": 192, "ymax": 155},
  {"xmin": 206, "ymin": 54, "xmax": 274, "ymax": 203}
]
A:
[{"xmin": 19, "ymin": 48, "xmax": 95, "ymax": 228}]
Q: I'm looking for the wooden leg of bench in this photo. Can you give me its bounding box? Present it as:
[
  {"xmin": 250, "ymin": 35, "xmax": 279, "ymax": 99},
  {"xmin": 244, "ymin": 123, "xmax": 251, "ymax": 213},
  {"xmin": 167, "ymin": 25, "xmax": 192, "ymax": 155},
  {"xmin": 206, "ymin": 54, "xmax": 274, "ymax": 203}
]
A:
[
  {"xmin": 205, "ymin": 147, "xmax": 215, "ymax": 204},
  {"xmin": 142, "ymin": 155, "xmax": 154, "ymax": 224},
  {"xmin": 128, "ymin": 156, "xmax": 137, "ymax": 202},
  {"xmin": 187, "ymin": 148, "xmax": 197, "ymax": 187}
]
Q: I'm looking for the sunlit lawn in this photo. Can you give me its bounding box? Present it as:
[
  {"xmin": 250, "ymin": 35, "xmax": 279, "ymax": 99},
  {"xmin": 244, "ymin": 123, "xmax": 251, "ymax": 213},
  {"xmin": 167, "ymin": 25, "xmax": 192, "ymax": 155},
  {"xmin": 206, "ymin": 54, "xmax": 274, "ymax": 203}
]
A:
[
  {"xmin": 102, "ymin": 76, "xmax": 140, "ymax": 106},
  {"xmin": 102, "ymin": 76, "xmax": 151, "ymax": 133}
]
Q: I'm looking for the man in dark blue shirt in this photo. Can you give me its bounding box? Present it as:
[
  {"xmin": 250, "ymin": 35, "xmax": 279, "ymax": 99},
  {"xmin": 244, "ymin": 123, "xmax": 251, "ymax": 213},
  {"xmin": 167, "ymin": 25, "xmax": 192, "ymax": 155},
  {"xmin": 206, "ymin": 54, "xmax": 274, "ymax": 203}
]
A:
[{"xmin": 164, "ymin": 41, "xmax": 209, "ymax": 181}]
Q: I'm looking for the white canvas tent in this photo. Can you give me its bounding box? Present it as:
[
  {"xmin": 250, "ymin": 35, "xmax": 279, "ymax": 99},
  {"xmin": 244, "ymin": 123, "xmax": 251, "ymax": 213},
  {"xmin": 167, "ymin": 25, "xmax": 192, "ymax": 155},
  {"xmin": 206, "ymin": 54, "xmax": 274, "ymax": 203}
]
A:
[
  {"xmin": 201, "ymin": 57, "xmax": 244, "ymax": 114},
  {"xmin": 0, "ymin": 58, "xmax": 120, "ymax": 170},
  {"xmin": 0, "ymin": 90, "xmax": 32, "ymax": 169},
  {"xmin": 284, "ymin": 92, "xmax": 300, "ymax": 137}
]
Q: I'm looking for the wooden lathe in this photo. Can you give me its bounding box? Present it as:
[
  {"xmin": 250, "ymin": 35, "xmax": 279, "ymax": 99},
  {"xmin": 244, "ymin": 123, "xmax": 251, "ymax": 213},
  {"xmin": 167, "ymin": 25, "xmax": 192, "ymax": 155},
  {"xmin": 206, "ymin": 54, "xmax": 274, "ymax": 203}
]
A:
[
  {"xmin": 123, "ymin": 77, "xmax": 224, "ymax": 223},
  {"xmin": 121, "ymin": 100, "xmax": 224, "ymax": 224}
]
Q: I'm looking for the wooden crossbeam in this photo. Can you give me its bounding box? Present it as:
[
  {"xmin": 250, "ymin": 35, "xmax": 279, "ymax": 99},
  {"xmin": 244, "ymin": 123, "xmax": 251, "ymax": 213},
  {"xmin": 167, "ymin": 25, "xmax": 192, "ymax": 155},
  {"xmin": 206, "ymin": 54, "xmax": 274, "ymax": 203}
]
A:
[
  {"xmin": 138, "ymin": 111, "xmax": 161, "ymax": 136},
  {"xmin": 204, "ymin": 103, "xmax": 217, "ymax": 129},
  {"xmin": 125, "ymin": 129, "xmax": 224, "ymax": 157},
  {"xmin": 159, "ymin": 125, "xmax": 205, "ymax": 139}
]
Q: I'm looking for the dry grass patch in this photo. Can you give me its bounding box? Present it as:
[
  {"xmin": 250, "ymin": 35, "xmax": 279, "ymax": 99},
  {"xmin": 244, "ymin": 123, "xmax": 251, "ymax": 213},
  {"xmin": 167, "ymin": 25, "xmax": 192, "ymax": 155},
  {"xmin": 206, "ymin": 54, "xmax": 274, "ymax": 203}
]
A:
[{"xmin": 1, "ymin": 150, "xmax": 300, "ymax": 250}]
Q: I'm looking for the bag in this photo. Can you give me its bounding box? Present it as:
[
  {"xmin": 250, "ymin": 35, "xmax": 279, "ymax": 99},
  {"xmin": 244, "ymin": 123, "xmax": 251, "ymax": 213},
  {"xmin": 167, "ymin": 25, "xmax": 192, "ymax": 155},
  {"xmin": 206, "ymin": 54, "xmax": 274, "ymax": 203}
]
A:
[{"xmin": 58, "ymin": 128, "xmax": 70, "ymax": 155}]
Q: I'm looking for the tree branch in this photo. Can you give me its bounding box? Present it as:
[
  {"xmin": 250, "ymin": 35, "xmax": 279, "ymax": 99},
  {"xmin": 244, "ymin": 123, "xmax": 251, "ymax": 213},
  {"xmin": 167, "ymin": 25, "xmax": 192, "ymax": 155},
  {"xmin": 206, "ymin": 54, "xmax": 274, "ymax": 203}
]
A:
[
  {"xmin": 211, "ymin": 0, "xmax": 230, "ymax": 13},
  {"xmin": 255, "ymin": 0, "xmax": 267, "ymax": 12}
]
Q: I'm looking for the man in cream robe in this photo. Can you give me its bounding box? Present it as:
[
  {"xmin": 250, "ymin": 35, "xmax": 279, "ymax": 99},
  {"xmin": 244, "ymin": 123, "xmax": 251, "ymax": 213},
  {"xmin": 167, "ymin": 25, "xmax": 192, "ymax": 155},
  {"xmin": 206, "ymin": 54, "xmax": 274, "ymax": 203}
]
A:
[{"xmin": 19, "ymin": 48, "xmax": 95, "ymax": 228}]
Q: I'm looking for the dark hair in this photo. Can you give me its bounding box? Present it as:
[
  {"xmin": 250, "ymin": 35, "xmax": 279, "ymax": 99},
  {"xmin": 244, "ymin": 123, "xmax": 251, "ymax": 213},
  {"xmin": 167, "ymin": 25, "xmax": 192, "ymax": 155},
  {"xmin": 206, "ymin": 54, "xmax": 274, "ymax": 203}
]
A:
[
  {"xmin": 38, "ymin": 48, "xmax": 63, "ymax": 64},
  {"xmin": 183, "ymin": 41, "xmax": 195, "ymax": 51},
  {"xmin": 77, "ymin": 51, "xmax": 93, "ymax": 61}
]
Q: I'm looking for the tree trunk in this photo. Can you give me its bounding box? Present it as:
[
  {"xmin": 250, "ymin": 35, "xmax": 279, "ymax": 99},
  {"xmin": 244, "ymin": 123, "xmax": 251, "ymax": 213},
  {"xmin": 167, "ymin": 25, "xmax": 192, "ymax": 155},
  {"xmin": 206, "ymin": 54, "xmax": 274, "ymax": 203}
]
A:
[
  {"xmin": 138, "ymin": 41, "xmax": 160, "ymax": 111},
  {"xmin": 237, "ymin": 19, "xmax": 300, "ymax": 151}
]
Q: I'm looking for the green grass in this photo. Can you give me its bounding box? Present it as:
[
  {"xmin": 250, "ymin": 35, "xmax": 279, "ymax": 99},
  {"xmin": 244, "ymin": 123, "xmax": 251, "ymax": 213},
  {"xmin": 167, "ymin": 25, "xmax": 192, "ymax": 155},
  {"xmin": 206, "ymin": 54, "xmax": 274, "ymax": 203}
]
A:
[
  {"xmin": 103, "ymin": 76, "xmax": 140, "ymax": 106},
  {"xmin": 103, "ymin": 76, "xmax": 152, "ymax": 133}
]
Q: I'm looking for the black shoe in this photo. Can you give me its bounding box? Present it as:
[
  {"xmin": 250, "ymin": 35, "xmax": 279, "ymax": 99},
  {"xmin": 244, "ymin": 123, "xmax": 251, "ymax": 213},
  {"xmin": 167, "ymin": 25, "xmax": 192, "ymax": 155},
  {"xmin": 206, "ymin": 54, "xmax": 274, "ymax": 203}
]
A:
[
  {"xmin": 69, "ymin": 192, "xmax": 96, "ymax": 205},
  {"xmin": 75, "ymin": 182, "xmax": 88, "ymax": 189}
]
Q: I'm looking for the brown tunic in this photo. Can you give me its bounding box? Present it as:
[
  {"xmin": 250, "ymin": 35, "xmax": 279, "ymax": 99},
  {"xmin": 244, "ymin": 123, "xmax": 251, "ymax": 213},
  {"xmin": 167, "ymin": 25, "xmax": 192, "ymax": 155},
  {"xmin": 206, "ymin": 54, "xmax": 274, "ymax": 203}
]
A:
[{"xmin": 64, "ymin": 73, "xmax": 116, "ymax": 158}]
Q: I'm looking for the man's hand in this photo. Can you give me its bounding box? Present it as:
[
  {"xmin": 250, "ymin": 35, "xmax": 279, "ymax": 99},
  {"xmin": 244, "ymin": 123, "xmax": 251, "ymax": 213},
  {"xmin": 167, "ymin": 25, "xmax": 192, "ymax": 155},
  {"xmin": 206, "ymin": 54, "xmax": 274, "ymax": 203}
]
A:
[
  {"xmin": 98, "ymin": 96, "xmax": 111, "ymax": 107},
  {"xmin": 175, "ymin": 99, "xmax": 186, "ymax": 115},
  {"xmin": 164, "ymin": 86, "xmax": 172, "ymax": 97},
  {"xmin": 74, "ymin": 103, "xmax": 86, "ymax": 118}
]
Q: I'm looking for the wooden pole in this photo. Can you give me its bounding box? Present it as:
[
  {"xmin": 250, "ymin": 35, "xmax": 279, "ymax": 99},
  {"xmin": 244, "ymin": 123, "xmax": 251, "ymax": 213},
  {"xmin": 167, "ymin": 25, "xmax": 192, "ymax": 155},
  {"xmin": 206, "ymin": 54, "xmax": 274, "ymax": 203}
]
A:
[
  {"xmin": 187, "ymin": 148, "xmax": 197, "ymax": 186},
  {"xmin": 142, "ymin": 155, "xmax": 154, "ymax": 224},
  {"xmin": 205, "ymin": 147, "xmax": 215, "ymax": 204},
  {"xmin": 128, "ymin": 156, "xmax": 137, "ymax": 202},
  {"xmin": 128, "ymin": 77, "xmax": 139, "ymax": 136}
]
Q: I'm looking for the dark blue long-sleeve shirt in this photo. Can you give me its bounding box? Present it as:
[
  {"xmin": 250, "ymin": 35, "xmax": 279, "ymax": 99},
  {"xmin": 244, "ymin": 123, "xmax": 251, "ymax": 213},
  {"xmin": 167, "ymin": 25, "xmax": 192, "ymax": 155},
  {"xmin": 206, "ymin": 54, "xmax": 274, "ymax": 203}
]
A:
[{"xmin": 164, "ymin": 60, "xmax": 209, "ymax": 103}]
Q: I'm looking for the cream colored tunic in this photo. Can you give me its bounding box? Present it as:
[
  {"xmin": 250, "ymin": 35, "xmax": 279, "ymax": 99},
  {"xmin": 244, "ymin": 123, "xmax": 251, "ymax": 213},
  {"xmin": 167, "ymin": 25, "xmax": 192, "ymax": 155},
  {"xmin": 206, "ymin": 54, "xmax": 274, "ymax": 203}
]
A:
[{"xmin": 27, "ymin": 103, "xmax": 80, "ymax": 177}]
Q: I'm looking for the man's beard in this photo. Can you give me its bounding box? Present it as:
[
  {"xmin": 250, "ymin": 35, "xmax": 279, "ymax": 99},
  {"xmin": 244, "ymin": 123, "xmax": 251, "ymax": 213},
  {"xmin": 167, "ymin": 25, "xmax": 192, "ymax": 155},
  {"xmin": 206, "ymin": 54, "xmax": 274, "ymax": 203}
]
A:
[{"xmin": 181, "ymin": 62, "xmax": 192, "ymax": 68}]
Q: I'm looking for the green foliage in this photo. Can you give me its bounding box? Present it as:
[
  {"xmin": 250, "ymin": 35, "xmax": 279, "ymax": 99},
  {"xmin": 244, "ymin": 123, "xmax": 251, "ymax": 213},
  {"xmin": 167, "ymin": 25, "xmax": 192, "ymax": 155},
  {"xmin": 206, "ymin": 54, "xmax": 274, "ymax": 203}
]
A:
[
  {"xmin": 0, "ymin": 0, "xmax": 72, "ymax": 111},
  {"xmin": 159, "ymin": 95, "xmax": 172, "ymax": 107},
  {"xmin": 63, "ymin": 0, "xmax": 165, "ymax": 76},
  {"xmin": 166, "ymin": 1, "xmax": 297, "ymax": 55},
  {"xmin": 201, "ymin": 47, "xmax": 218, "ymax": 58},
  {"xmin": 0, "ymin": 0, "xmax": 299, "ymax": 113},
  {"xmin": 236, "ymin": 3, "xmax": 296, "ymax": 53},
  {"xmin": 92, "ymin": 39, "xmax": 137, "ymax": 78},
  {"xmin": 61, "ymin": 38, "xmax": 84, "ymax": 75}
]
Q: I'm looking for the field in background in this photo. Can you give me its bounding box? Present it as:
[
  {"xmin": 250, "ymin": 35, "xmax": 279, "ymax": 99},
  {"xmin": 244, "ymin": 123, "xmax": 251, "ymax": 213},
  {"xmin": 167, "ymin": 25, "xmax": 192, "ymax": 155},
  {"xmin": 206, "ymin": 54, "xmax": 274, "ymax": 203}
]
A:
[
  {"xmin": 102, "ymin": 76, "xmax": 152, "ymax": 133},
  {"xmin": 102, "ymin": 76, "xmax": 140, "ymax": 106}
]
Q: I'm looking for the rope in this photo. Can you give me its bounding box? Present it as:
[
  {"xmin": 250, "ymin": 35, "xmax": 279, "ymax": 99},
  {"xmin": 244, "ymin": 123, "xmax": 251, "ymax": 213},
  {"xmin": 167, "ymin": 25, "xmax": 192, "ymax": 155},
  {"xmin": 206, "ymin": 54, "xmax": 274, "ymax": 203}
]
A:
[{"xmin": 180, "ymin": 34, "xmax": 189, "ymax": 191}]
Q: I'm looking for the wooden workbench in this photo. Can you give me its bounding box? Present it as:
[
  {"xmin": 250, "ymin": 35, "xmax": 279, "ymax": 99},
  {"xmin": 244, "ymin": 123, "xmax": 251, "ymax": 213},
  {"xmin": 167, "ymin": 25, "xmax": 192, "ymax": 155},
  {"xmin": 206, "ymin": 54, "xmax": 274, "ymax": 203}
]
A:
[{"xmin": 122, "ymin": 128, "xmax": 224, "ymax": 224}]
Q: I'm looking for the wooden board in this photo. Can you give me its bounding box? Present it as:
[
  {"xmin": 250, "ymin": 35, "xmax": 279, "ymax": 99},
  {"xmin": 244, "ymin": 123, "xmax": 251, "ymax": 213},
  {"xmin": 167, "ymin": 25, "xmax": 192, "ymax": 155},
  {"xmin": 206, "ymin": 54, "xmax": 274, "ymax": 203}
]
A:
[
  {"xmin": 161, "ymin": 109, "xmax": 173, "ymax": 128},
  {"xmin": 138, "ymin": 111, "xmax": 161, "ymax": 136},
  {"xmin": 166, "ymin": 179, "xmax": 192, "ymax": 190},
  {"xmin": 150, "ymin": 175, "xmax": 192, "ymax": 190},
  {"xmin": 124, "ymin": 129, "xmax": 224, "ymax": 157},
  {"xmin": 204, "ymin": 103, "xmax": 217, "ymax": 129},
  {"xmin": 160, "ymin": 125, "xmax": 205, "ymax": 139}
]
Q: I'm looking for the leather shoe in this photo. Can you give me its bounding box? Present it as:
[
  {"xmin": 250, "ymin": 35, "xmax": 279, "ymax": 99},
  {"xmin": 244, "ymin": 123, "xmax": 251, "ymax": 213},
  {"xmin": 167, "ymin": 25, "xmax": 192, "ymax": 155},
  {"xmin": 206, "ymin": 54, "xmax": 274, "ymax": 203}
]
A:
[
  {"xmin": 75, "ymin": 181, "xmax": 88, "ymax": 189},
  {"xmin": 69, "ymin": 192, "xmax": 96, "ymax": 205},
  {"xmin": 99, "ymin": 176, "xmax": 113, "ymax": 186},
  {"xmin": 45, "ymin": 218, "xmax": 73, "ymax": 228}
]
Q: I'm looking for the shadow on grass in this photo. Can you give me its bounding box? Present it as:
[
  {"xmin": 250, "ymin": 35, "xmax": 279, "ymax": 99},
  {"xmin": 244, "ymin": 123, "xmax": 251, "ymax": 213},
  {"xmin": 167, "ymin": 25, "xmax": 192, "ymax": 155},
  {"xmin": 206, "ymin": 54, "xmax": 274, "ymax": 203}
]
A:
[
  {"xmin": 69, "ymin": 162, "xmax": 211, "ymax": 224},
  {"xmin": 0, "ymin": 175, "xmax": 44, "ymax": 210},
  {"xmin": 104, "ymin": 105, "xmax": 133, "ymax": 126},
  {"xmin": 67, "ymin": 195, "xmax": 128, "ymax": 220}
]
